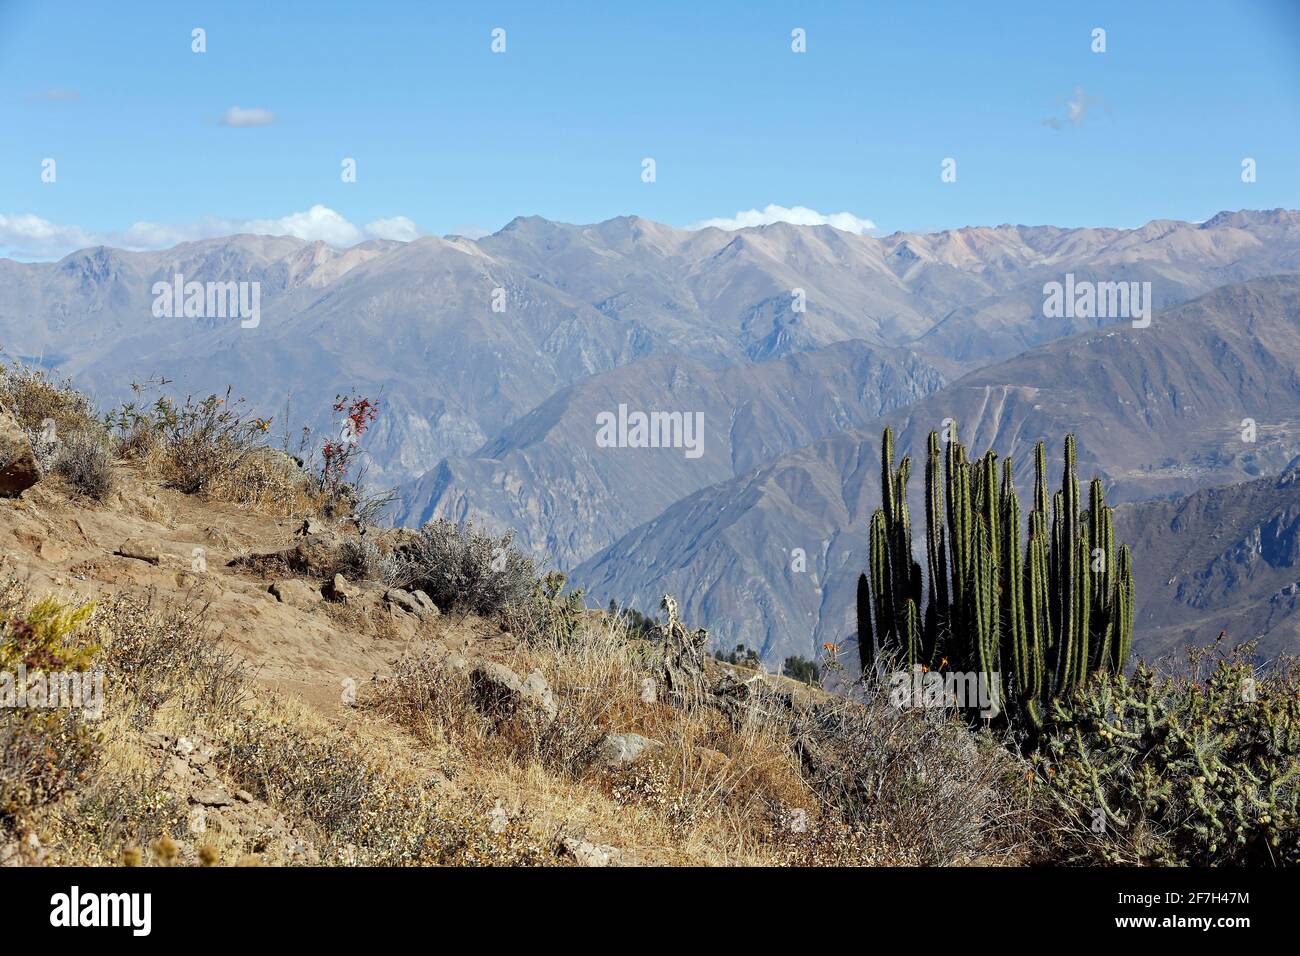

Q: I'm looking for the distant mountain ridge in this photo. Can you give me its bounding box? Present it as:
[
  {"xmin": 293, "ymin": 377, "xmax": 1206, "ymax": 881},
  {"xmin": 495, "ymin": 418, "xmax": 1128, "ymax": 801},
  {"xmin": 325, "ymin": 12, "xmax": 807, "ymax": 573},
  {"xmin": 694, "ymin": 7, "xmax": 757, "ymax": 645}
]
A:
[{"xmin": 3, "ymin": 209, "xmax": 1298, "ymax": 490}]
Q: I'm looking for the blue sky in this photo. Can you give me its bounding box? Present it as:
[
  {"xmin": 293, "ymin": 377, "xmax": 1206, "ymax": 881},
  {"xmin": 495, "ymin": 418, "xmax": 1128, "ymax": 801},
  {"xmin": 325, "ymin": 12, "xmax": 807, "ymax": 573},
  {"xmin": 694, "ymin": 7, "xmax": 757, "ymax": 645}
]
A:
[{"xmin": 1, "ymin": 0, "xmax": 1297, "ymax": 257}]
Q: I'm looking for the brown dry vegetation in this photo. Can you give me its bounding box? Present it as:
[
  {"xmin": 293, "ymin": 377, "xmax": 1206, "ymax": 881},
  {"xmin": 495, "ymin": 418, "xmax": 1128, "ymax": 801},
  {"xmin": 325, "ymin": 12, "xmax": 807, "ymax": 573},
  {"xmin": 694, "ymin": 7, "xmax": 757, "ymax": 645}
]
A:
[{"xmin": 3, "ymin": 369, "xmax": 1292, "ymax": 867}]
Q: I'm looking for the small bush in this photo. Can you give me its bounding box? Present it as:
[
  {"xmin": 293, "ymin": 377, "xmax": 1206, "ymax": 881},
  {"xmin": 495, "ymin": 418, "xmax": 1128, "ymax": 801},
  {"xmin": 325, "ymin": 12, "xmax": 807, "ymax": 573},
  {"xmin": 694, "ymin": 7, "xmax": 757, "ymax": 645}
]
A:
[
  {"xmin": 0, "ymin": 360, "xmax": 101, "ymax": 441},
  {"xmin": 52, "ymin": 431, "xmax": 114, "ymax": 500},
  {"xmin": 330, "ymin": 537, "xmax": 381, "ymax": 582},
  {"xmin": 763, "ymin": 672, "xmax": 1030, "ymax": 866},
  {"xmin": 0, "ymin": 587, "xmax": 102, "ymax": 824},
  {"xmin": 106, "ymin": 387, "xmax": 269, "ymax": 494},
  {"xmin": 393, "ymin": 520, "xmax": 537, "ymax": 617},
  {"xmin": 1032, "ymin": 645, "xmax": 1300, "ymax": 866}
]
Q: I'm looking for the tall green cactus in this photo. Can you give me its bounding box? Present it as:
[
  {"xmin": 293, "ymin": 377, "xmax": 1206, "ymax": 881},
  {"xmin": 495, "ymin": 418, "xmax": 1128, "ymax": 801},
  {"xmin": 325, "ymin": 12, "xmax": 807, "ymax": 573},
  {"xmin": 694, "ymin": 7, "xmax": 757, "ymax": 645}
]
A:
[{"xmin": 854, "ymin": 423, "xmax": 1137, "ymax": 732}]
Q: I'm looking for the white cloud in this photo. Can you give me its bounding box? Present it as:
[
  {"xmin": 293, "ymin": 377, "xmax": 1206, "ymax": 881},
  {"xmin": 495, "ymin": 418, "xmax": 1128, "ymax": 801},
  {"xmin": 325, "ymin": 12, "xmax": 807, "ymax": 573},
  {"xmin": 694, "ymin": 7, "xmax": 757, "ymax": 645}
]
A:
[
  {"xmin": 363, "ymin": 216, "xmax": 421, "ymax": 242},
  {"xmin": 0, "ymin": 214, "xmax": 98, "ymax": 258},
  {"xmin": 688, "ymin": 204, "xmax": 878, "ymax": 236},
  {"xmin": 220, "ymin": 106, "xmax": 275, "ymax": 128},
  {"xmin": 0, "ymin": 205, "xmax": 423, "ymax": 260}
]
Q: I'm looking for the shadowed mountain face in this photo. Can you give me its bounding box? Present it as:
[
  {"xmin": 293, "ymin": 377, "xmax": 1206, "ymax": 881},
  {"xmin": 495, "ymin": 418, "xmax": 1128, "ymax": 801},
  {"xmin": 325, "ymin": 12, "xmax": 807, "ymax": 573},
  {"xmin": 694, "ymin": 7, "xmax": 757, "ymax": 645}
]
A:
[
  {"xmin": 572, "ymin": 276, "xmax": 1300, "ymax": 664},
  {"xmin": 392, "ymin": 341, "xmax": 945, "ymax": 568},
  {"xmin": 1114, "ymin": 463, "xmax": 1300, "ymax": 663},
  {"xmin": 3, "ymin": 210, "xmax": 1299, "ymax": 488}
]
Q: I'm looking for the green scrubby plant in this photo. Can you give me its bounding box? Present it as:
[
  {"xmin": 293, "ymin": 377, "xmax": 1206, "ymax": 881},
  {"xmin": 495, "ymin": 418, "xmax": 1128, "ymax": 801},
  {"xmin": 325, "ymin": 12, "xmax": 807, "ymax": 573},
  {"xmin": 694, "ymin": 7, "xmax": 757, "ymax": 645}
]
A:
[
  {"xmin": 856, "ymin": 423, "xmax": 1135, "ymax": 732},
  {"xmin": 0, "ymin": 592, "xmax": 101, "ymax": 824},
  {"xmin": 1034, "ymin": 646, "xmax": 1300, "ymax": 865}
]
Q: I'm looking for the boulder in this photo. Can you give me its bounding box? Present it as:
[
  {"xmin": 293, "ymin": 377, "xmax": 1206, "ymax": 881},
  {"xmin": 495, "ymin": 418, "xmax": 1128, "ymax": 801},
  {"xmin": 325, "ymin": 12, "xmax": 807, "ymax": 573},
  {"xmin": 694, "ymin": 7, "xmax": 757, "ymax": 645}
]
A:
[
  {"xmin": 595, "ymin": 733, "xmax": 662, "ymax": 769},
  {"xmin": 385, "ymin": 588, "xmax": 440, "ymax": 620},
  {"xmin": 269, "ymin": 579, "xmax": 318, "ymax": 608},
  {"xmin": 470, "ymin": 661, "xmax": 558, "ymax": 724},
  {"xmin": 0, "ymin": 409, "xmax": 39, "ymax": 498},
  {"xmin": 323, "ymin": 573, "xmax": 355, "ymax": 603},
  {"xmin": 116, "ymin": 538, "xmax": 161, "ymax": 565},
  {"xmin": 410, "ymin": 589, "xmax": 441, "ymax": 618},
  {"xmin": 192, "ymin": 787, "xmax": 234, "ymax": 808}
]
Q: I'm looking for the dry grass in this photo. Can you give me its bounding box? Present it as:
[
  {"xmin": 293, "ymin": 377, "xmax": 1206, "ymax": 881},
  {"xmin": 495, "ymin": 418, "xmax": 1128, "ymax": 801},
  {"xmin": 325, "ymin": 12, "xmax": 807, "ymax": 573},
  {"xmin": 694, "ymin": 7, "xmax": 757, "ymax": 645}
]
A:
[
  {"xmin": 362, "ymin": 601, "xmax": 1033, "ymax": 866},
  {"xmin": 0, "ymin": 360, "xmax": 102, "ymax": 442},
  {"xmin": 0, "ymin": 584, "xmax": 560, "ymax": 866}
]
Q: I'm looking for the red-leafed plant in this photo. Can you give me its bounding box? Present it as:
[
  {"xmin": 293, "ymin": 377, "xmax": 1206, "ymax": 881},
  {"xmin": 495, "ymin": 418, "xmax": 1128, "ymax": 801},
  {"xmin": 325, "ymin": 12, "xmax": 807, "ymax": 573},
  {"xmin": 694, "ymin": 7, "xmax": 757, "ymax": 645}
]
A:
[{"xmin": 317, "ymin": 392, "xmax": 380, "ymax": 506}]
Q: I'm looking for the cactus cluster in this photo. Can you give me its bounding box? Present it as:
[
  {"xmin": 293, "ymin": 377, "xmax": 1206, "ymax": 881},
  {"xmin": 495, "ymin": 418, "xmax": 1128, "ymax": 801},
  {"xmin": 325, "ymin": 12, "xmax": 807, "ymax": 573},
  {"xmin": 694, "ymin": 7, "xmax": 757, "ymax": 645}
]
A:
[
  {"xmin": 1039, "ymin": 652, "xmax": 1300, "ymax": 865},
  {"xmin": 856, "ymin": 423, "xmax": 1135, "ymax": 728}
]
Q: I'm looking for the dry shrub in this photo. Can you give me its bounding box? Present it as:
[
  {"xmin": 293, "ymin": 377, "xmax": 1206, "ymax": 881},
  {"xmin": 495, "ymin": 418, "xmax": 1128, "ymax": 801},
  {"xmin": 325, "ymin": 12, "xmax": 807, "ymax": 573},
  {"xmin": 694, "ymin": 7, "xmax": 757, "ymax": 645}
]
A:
[
  {"xmin": 391, "ymin": 520, "xmax": 537, "ymax": 616},
  {"xmin": 93, "ymin": 592, "xmax": 248, "ymax": 730},
  {"xmin": 52, "ymin": 431, "xmax": 114, "ymax": 500},
  {"xmin": 219, "ymin": 694, "xmax": 553, "ymax": 866},
  {"xmin": 0, "ymin": 360, "xmax": 102, "ymax": 441},
  {"xmin": 0, "ymin": 582, "xmax": 102, "ymax": 826},
  {"xmin": 787, "ymin": 673, "xmax": 1033, "ymax": 866},
  {"xmin": 203, "ymin": 446, "xmax": 321, "ymax": 517}
]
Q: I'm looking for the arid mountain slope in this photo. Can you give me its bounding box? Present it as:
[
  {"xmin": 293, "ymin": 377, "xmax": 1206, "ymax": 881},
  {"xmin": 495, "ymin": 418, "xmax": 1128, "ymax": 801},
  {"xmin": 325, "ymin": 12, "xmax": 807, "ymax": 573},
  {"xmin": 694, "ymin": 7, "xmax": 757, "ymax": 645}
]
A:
[
  {"xmin": 1115, "ymin": 462, "xmax": 1300, "ymax": 662},
  {"xmin": 573, "ymin": 277, "xmax": 1300, "ymax": 662},
  {"xmin": 393, "ymin": 340, "xmax": 944, "ymax": 568}
]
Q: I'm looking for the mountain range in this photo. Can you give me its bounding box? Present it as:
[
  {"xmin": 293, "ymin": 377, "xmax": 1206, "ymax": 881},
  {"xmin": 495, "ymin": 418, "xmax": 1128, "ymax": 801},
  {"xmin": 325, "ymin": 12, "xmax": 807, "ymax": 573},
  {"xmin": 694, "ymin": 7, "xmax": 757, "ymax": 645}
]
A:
[{"xmin": 4, "ymin": 208, "xmax": 1299, "ymax": 664}]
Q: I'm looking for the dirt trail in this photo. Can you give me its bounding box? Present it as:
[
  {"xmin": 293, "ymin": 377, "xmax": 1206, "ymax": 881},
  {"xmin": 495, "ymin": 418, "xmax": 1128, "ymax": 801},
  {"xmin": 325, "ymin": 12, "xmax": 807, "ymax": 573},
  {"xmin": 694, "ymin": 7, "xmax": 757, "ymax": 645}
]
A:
[{"xmin": 0, "ymin": 466, "xmax": 476, "ymax": 711}]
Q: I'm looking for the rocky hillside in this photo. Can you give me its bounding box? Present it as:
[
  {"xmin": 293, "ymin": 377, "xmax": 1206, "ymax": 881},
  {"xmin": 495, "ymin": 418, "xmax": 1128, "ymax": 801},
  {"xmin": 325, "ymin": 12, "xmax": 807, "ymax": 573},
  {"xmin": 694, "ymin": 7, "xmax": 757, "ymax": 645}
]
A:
[
  {"xmin": 1, "ymin": 365, "xmax": 1295, "ymax": 869},
  {"xmin": 1115, "ymin": 461, "xmax": 1300, "ymax": 661}
]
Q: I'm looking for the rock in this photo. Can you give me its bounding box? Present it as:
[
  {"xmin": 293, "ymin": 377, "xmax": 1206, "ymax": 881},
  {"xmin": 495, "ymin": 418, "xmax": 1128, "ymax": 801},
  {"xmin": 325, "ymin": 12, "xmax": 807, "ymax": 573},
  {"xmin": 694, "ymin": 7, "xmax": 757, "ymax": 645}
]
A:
[
  {"xmin": 385, "ymin": 588, "xmax": 420, "ymax": 616},
  {"xmin": 116, "ymin": 538, "xmax": 161, "ymax": 565},
  {"xmin": 410, "ymin": 589, "xmax": 440, "ymax": 618},
  {"xmin": 192, "ymin": 787, "xmax": 233, "ymax": 808},
  {"xmin": 324, "ymin": 573, "xmax": 355, "ymax": 603},
  {"xmin": 0, "ymin": 409, "xmax": 39, "ymax": 498},
  {"xmin": 561, "ymin": 837, "xmax": 621, "ymax": 868},
  {"xmin": 595, "ymin": 733, "xmax": 662, "ymax": 769},
  {"xmin": 385, "ymin": 588, "xmax": 441, "ymax": 620},
  {"xmin": 470, "ymin": 661, "xmax": 558, "ymax": 724},
  {"xmin": 269, "ymin": 579, "xmax": 318, "ymax": 608}
]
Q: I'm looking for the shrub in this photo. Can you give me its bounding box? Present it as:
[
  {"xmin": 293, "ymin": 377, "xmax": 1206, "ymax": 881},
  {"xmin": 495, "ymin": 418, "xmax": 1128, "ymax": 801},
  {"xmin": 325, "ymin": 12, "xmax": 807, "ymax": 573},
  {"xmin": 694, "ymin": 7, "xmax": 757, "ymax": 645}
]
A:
[
  {"xmin": 393, "ymin": 520, "xmax": 537, "ymax": 616},
  {"xmin": 754, "ymin": 670, "xmax": 1030, "ymax": 866},
  {"xmin": 782, "ymin": 655, "xmax": 820, "ymax": 686},
  {"xmin": 1032, "ymin": 645, "xmax": 1300, "ymax": 866},
  {"xmin": 106, "ymin": 387, "xmax": 269, "ymax": 494},
  {"xmin": 329, "ymin": 537, "xmax": 382, "ymax": 582},
  {"xmin": 0, "ymin": 360, "xmax": 101, "ymax": 441},
  {"xmin": 0, "ymin": 588, "xmax": 102, "ymax": 824},
  {"xmin": 52, "ymin": 431, "xmax": 114, "ymax": 500}
]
